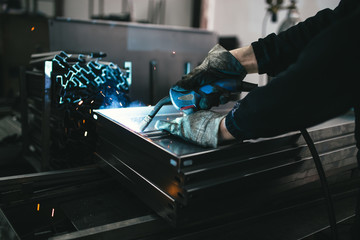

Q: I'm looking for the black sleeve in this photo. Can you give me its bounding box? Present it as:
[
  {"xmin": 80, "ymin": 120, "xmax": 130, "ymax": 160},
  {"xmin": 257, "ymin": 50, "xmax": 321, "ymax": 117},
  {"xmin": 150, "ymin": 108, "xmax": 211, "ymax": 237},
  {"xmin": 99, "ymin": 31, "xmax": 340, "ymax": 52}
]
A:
[
  {"xmin": 251, "ymin": 0, "xmax": 356, "ymax": 76},
  {"xmin": 226, "ymin": 4, "xmax": 360, "ymax": 140}
]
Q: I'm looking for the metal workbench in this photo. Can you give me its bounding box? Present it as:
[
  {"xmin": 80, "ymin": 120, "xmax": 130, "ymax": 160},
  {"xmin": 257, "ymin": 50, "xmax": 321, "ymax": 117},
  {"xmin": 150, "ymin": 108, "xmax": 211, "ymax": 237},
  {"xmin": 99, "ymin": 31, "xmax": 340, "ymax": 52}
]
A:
[
  {"xmin": 1, "ymin": 106, "xmax": 359, "ymax": 239},
  {"xmin": 93, "ymin": 105, "xmax": 359, "ymax": 226}
]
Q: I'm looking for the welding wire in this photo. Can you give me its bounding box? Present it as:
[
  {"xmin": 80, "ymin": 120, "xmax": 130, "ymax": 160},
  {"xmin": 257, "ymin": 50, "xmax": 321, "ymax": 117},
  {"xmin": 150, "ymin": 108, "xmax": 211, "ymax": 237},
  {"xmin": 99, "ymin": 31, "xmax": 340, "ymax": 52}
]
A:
[
  {"xmin": 301, "ymin": 129, "xmax": 338, "ymax": 240},
  {"xmin": 139, "ymin": 96, "xmax": 171, "ymax": 132}
]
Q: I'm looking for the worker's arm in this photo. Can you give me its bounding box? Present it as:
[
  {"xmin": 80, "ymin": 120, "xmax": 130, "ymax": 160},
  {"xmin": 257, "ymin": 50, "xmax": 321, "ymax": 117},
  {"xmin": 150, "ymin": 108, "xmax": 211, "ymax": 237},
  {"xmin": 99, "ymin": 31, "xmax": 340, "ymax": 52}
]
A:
[
  {"xmin": 158, "ymin": 0, "xmax": 360, "ymax": 147},
  {"xmin": 219, "ymin": 118, "xmax": 235, "ymax": 141},
  {"xmin": 247, "ymin": 0, "xmax": 355, "ymax": 76},
  {"xmin": 216, "ymin": 45, "xmax": 258, "ymax": 142},
  {"xmin": 226, "ymin": 0, "xmax": 354, "ymax": 76},
  {"xmin": 217, "ymin": 0, "xmax": 345, "ymax": 142},
  {"xmin": 229, "ymin": 45, "xmax": 258, "ymax": 74},
  {"xmin": 220, "ymin": 0, "xmax": 359, "ymax": 142},
  {"xmin": 225, "ymin": 4, "xmax": 360, "ymax": 141}
]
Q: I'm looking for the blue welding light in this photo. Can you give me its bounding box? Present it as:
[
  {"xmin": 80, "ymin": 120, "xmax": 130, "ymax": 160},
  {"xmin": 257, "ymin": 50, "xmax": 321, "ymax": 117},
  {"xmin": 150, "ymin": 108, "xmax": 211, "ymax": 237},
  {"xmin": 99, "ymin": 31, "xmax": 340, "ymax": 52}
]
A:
[
  {"xmin": 170, "ymin": 159, "xmax": 177, "ymax": 167},
  {"xmin": 53, "ymin": 51, "xmax": 131, "ymax": 107}
]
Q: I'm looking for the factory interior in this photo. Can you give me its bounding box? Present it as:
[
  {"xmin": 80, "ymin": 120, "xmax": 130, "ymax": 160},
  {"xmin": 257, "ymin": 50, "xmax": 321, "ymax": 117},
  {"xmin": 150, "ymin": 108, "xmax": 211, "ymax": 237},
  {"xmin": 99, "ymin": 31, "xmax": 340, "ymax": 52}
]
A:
[{"xmin": 0, "ymin": 0, "xmax": 359, "ymax": 239}]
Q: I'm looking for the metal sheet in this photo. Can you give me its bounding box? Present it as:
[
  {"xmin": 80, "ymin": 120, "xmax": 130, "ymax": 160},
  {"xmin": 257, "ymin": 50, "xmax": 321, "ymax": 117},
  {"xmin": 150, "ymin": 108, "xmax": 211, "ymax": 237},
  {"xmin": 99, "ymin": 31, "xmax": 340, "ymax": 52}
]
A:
[
  {"xmin": 94, "ymin": 147, "xmax": 358, "ymax": 226},
  {"xmin": 94, "ymin": 106, "xmax": 355, "ymax": 169},
  {"xmin": 94, "ymin": 107, "xmax": 357, "ymax": 225},
  {"xmin": 95, "ymin": 131, "xmax": 356, "ymax": 205}
]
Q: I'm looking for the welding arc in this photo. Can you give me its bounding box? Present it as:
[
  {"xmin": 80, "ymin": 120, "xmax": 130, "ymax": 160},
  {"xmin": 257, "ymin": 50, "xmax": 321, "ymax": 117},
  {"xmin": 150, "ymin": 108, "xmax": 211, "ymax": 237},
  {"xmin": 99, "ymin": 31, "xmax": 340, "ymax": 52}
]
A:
[{"xmin": 139, "ymin": 96, "xmax": 171, "ymax": 132}]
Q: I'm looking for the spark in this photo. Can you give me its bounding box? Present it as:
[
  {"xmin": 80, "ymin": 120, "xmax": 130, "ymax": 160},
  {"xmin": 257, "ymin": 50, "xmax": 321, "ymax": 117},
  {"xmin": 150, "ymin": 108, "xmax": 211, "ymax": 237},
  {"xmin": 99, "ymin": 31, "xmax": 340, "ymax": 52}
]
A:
[
  {"xmin": 78, "ymin": 100, "xmax": 83, "ymax": 105},
  {"xmin": 51, "ymin": 208, "xmax": 55, "ymax": 217},
  {"xmin": 31, "ymin": 26, "xmax": 35, "ymax": 31},
  {"xmin": 37, "ymin": 203, "xmax": 40, "ymax": 211},
  {"xmin": 83, "ymin": 119, "xmax": 85, "ymax": 124},
  {"xmin": 84, "ymin": 131, "xmax": 88, "ymax": 137},
  {"xmin": 91, "ymin": 100, "xmax": 94, "ymax": 104}
]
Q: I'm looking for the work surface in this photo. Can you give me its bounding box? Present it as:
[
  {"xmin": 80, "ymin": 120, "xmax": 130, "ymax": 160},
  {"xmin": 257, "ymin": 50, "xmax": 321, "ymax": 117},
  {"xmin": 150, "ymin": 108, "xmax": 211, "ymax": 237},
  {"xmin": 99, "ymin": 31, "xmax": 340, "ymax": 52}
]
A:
[
  {"xmin": 94, "ymin": 104, "xmax": 355, "ymax": 166},
  {"xmin": 94, "ymin": 105, "xmax": 358, "ymax": 227},
  {"xmin": 0, "ymin": 106, "xmax": 358, "ymax": 239}
]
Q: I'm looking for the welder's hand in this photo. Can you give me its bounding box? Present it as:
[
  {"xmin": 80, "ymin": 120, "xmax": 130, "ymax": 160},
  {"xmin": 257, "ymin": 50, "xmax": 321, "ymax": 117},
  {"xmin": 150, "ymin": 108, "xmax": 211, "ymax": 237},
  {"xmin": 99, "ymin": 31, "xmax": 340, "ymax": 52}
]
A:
[
  {"xmin": 176, "ymin": 44, "xmax": 247, "ymax": 90},
  {"xmin": 155, "ymin": 110, "xmax": 226, "ymax": 148},
  {"xmin": 173, "ymin": 44, "xmax": 250, "ymax": 110}
]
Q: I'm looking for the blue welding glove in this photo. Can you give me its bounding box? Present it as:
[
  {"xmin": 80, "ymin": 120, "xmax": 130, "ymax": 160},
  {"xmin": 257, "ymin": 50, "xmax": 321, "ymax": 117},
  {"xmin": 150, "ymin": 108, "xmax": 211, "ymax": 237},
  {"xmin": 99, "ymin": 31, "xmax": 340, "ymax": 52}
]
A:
[
  {"xmin": 155, "ymin": 110, "xmax": 226, "ymax": 148},
  {"xmin": 173, "ymin": 44, "xmax": 248, "ymax": 110}
]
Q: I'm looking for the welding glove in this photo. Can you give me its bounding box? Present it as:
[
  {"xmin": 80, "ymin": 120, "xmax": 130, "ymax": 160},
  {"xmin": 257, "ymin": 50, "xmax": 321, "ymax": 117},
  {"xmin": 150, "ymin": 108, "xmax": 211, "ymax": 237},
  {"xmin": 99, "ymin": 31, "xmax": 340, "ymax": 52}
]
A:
[
  {"xmin": 155, "ymin": 110, "xmax": 226, "ymax": 148},
  {"xmin": 173, "ymin": 44, "xmax": 248, "ymax": 110}
]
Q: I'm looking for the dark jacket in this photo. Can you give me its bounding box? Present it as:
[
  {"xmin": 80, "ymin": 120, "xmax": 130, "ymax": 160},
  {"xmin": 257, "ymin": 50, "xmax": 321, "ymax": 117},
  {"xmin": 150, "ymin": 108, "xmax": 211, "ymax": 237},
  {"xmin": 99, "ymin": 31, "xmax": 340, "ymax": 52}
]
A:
[{"xmin": 226, "ymin": 0, "xmax": 360, "ymax": 155}]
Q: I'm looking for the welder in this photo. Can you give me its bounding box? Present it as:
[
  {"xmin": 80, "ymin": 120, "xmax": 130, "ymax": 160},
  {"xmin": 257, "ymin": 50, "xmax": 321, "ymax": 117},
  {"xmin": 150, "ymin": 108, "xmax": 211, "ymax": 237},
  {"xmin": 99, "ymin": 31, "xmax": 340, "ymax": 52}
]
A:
[{"xmin": 156, "ymin": 0, "xmax": 360, "ymax": 238}]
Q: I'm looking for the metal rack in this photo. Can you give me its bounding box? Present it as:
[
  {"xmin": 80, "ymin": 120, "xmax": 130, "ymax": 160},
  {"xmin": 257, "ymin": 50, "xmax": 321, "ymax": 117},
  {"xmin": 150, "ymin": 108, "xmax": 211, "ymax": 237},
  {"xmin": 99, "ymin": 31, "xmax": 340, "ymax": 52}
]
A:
[{"xmin": 20, "ymin": 62, "xmax": 52, "ymax": 171}]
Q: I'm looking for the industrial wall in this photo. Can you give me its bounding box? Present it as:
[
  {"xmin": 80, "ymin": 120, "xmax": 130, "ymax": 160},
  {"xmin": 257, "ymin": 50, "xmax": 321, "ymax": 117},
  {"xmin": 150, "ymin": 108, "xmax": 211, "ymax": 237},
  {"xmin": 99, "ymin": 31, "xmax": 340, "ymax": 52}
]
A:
[
  {"xmin": 31, "ymin": 0, "xmax": 194, "ymax": 27},
  {"xmin": 33, "ymin": 0, "xmax": 341, "ymax": 44},
  {"xmin": 27, "ymin": 0, "xmax": 341, "ymax": 87},
  {"xmin": 208, "ymin": 0, "xmax": 341, "ymax": 84},
  {"xmin": 209, "ymin": 0, "xmax": 340, "ymax": 46}
]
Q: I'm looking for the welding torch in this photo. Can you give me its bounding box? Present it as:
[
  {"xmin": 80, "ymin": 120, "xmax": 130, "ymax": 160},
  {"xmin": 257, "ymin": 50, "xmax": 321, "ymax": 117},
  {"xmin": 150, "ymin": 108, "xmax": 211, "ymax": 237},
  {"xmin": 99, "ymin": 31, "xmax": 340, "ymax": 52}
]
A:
[
  {"xmin": 139, "ymin": 96, "xmax": 171, "ymax": 132},
  {"xmin": 139, "ymin": 79, "xmax": 257, "ymax": 132}
]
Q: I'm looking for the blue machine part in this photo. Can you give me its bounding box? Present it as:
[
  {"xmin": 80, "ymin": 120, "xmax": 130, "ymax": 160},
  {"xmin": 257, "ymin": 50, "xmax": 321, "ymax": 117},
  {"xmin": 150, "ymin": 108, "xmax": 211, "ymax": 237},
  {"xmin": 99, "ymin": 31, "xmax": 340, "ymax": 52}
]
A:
[
  {"xmin": 169, "ymin": 88, "xmax": 202, "ymax": 114},
  {"xmin": 169, "ymin": 79, "xmax": 238, "ymax": 114}
]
